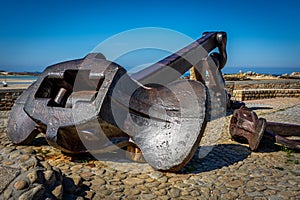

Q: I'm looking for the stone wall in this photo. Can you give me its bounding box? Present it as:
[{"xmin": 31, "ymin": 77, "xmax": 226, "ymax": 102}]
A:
[
  {"xmin": 225, "ymin": 79, "xmax": 300, "ymax": 94},
  {"xmin": 226, "ymin": 79, "xmax": 300, "ymax": 101},
  {"xmin": 233, "ymin": 89, "xmax": 300, "ymax": 101},
  {"xmin": 0, "ymin": 89, "xmax": 25, "ymax": 111}
]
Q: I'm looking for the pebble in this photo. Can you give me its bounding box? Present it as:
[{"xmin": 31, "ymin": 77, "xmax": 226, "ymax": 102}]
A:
[
  {"xmin": 168, "ymin": 188, "xmax": 181, "ymax": 198},
  {"xmin": 13, "ymin": 180, "xmax": 28, "ymax": 190},
  {"xmin": 52, "ymin": 184, "xmax": 63, "ymax": 199},
  {"xmin": 225, "ymin": 179, "xmax": 244, "ymax": 188},
  {"xmin": 123, "ymin": 177, "xmax": 145, "ymax": 186}
]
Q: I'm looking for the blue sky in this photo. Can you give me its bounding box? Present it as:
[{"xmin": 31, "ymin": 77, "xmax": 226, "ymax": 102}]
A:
[{"xmin": 0, "ymin": 0, "xmax": 300, "ymax": 72}]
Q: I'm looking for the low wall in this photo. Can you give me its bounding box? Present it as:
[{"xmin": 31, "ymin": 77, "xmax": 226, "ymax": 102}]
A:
[
  {"xmin": 0, "ymin": 89, "xmax": 25, "ymax": 111},
  {"xmin": 232, "ymin": 89, "xmax": 300, "ymax": 101},
  {"xmin": 226, "ymin": 79, "xmax": 300, "ymax": 101},
  {"xmin": 225, "ymin": 79, "xmax": 300, "ymax": 94}
]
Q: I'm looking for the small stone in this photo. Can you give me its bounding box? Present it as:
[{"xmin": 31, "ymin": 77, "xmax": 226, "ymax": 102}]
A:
[
  {"xmin": 14, "ymin": 180, "xmax": 28, "ymax": 190},
  {"xmin": 224, "ymin": 179, "xmax": 243, "ymax": 188},
  {"xmin": 3, "ymin": 188, "xmax": 12, "ymax": 199},
  {"xmin": 85, "ymin": 190, "xmax": 95, "ymax": 199},
  {"xmin": 246, "ymin": 180, "xmax": 255, "ymax": 187},
  {"xmin": 158, "ymin": 183, "xmax": 171, "ymax": 190},
  {"xmin": 278, "ymin": 191, "xmax": 294, "ymax": 198},
  {"xmin": 143, "ymin": 180, "xmax": 159, "ymax": 187},
  {"xmin": 18, "ymin": 185, "xmax": 45, "ymax": 200},
  {"xmin": 3, "ymin": 147, "xmax": 14, "ymax": 154},
  {"xmin": 2, "ymin": 160, "xmax": 14, "ymax": 166},
  {"xmin": 106, "ymin": 184, "xmax": 124, "ymax": 193},
  {"xmin": 200, "ymin": 187, "xmax": 210, "ymax": 198},
  {"xmin": 157, "ymin": 176, "xmax": 168, "ymax": 183},
  {"xmin": 18, "ymin": 155, "xmax": 31, "ymax": 163},
  {"xmin": 22, "ymin": 147, "xmax": 36, "ymax": 154},
  {"xmin": 288, "ymin": 180, "xmax": 297, "ymax": 185},
  {"xmin": 71, "ymin": 175, "xmax": 83, "ymax": 187},
  {"xmin": 27, "ymin": 170, "xmax": 40, "ymax": 184},
  {"xmin": 254, "ymin": 197, "xmax": 267, "ymax": 200},
  {"xmin": 20, "ymin": 158, "xmax": 38, "ymax": 171},
  {"xmin": 52, "ymin": 184, "xmax": 63, "ymax": 199},
  {"xmin": 101, "ymin": 189, "xmax": 112, "ymax": 195},
  {"xmin": 211, "ymin": 189, "xmax": 221, "ymax": 198},
  {"xmin": 44, "ymin": 170, "xmax": 56, "ymax": 187},
  {"xmin": 153, "ymin": 189, "xmax": 167, "ymax": 196},
  {"xmin": 9, "ymin": 150, "xmax": 22, "ymax": 159},
  {"xmin": 254, "ymin": 185, "xmax": 267, "ymax": 192},
  {"xmin": 263, "ymin": 189, "xmax": 277, "ymax": 196},
  {"xmin": 149, "ymin": 171, "xmax": 163, "ymax": 179},
  {"xmin": 140, "ymin": 193, "xmax": 157, "ymax": 199},
  {"xmin": 191, "ymin": 190, "xmax": 200, "ymax": 197},
  {"xmin": 70, "ymin": 164, "xmax": 82, "ymax": 171},
  {"xmin": 168, "ymin": 188, "xmax": 181, "ymax": 198},
  {"xmin": 82, "ymin": 181, "xmax": 91, "ymax": 187},
  {"xmin": 40, "ymin": 161, "xmax": 52, "ymax": 170},
  {"xmin": 80, "ymin": 172, "xmax": 94, "ymax": 181},
  {"xmin": 222, "ymin": 191, "xmax": 239, "ymax": 199},
  {"xmin": 91, "ymin": 178, "xmax": 106, "ymax": 187},
  {"xmin": 123, "ymin": 177, "xmax": 145, "ymax": 186}
]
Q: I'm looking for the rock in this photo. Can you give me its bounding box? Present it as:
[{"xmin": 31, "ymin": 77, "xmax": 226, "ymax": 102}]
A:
[
  {"xmin": 18, "ymin": 155, "xmax": 31, "ymax": 163},
  {"xmin": 70, "ymin": 175, "xmax": 83, "ymax": 187},
  {"xmin": 80, "ymin": 172, "xmax": 94, "ymax": 181},
  {"xmin": 123, "ymin": 177, "xmax": 145, "ymax": 186},
  {"xmin": 222, "ymin": 191, "xmax": 239, "ymax": 199},
  {"xmin": 153, "ymin": 189, "xmax": 167, "ymax": 196},
  {"xmin": 52, "ymin": 184, "xmax": 63, "ymax": 199},
  {"xmin": 224, "ymin": 179, "xmax": 243, "ymax": 188},
  {"xmin": 157, "ymin": 176, "xmax": 168, "ymax": 183},
  {"xmin": 3, "ymin": 188, "xmax": 12, "ymax": 199},
  {"xmin": 191, "ymin": 190, "xmax": 200, "ymax": 197},
  {"xmin": 140, "ymin": 193, "xmax": 157, "ymax": 199},
  {"xmin": 149, "ymin": 171, "xmax": 163, "ymax": 179},
  {"xmin": 200, "ymin": 187, "xmax": 210, "ymax": 198},
  {"xmin": 20, "ymin": 157, "xmax": 38, "ymax": 171},
  {"xmin": 91, "ymin": 178, "xmax": 106, "ymax": 187},
  {"xmin": 18, "ymin": 185, "xmax": 45, "ymax": 200},
  {"xmin": 44, "ymin": 170, "xmax": 56, "ymax": 187},
  {"xmin": 9, "ymin": 150, "xmax": 22, "ymax": 159},
  {"xmin": 70, "ymin": 164, "xmax": 83, "ymax": 171},
  {"xmin": 85, "ymin": 190, "xmax": 95, "ymax": 199},
  {"xmin": 168, "ymin": 188, "xmax": 181, "ymax": 198},
  {"xmin": 2, "ymin": 160, "xmax": 14, "ymax": 165},
  {"xmin": 26, "ymin": 170, "xmax": 40, "ymax": 184},
  {"xmin": 14, "ymin": 180, "xmax": 28, "ymax": 190}
]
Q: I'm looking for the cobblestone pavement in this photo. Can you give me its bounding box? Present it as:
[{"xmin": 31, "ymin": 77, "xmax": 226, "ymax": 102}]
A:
[{"xmin": 0, "ymin": 98, "xmax": 299, "ymax": 199}]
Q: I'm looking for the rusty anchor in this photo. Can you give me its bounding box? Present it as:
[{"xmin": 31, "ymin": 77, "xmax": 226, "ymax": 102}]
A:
[
  {"xmin": 8, "ymin": 31, "xmax": 229, "ymax": 171},
  {"xmin": 230, "ymin": 106, "xmax": 300, "ymax": 151}
]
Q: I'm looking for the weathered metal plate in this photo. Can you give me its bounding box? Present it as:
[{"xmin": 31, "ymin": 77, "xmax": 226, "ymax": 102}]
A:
[
  {"xmin": 23, "ymin": 54, "xmax": 128, "ymax": 153},
  {"xmin": 125, "ymin": 80, "xmax": 207, "ymax": 171},
  {"xmin": 7, "ymin": 83, "xmax": 40, "ymax": 144}
]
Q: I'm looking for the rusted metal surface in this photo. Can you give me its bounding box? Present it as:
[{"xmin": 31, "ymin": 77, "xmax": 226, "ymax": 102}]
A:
[
  {"xmin": 7, "ymin": 83, "xmax": 40, "ymax": 144},
  {"xmin": 229, "ymin": 106, "xmax": 266, "ymax": 151},
  {"xmin": 132, "ymin": 32, "xmax": 227, "ymax": 84},
  {"xmin": 230, "ymin": 107, "xmax": 300, "ymax": 150},
  {"xmin": 7, "ymin": 31, "xmax": 228, "ymax": 171}
]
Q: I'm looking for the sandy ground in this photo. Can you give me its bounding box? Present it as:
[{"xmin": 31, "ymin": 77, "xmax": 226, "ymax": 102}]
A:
[{"xmin": 0, "ymin": 78, "xmax": 35, "ymax": 89}]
